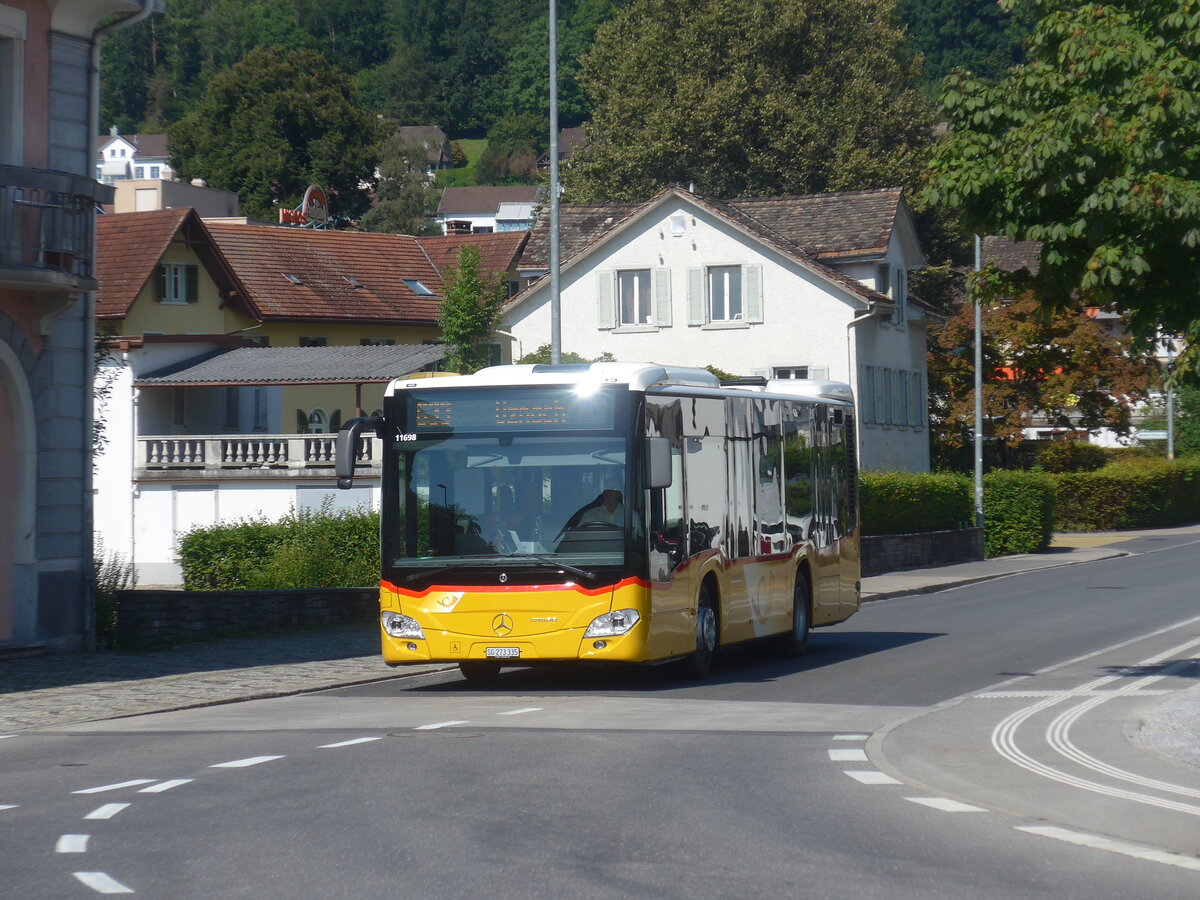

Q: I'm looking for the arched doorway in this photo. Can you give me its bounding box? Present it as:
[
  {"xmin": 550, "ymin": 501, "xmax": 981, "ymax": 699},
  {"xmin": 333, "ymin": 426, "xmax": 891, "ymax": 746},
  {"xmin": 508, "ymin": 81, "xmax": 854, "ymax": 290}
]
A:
[{"xmin": 0, "ymin": 340, "xmax": 36, "ymax": 643}]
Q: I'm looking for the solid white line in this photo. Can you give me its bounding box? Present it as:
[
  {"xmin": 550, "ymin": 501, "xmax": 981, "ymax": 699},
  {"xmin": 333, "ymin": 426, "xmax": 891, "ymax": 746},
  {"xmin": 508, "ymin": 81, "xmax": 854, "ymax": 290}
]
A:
[
  {"xmin": 0, "ymin": 734, "xmax": 15, "ymax": 739},
  {"xmin": 833, "ymin": 734, "xmax": 870, "ymax": 741},
  {"xmin": 828, "ymin": 748, "xmax": 869, "ymax": 762},
  {"xmin": 85, "ymin": 804, "xmax": 130, "ymax": 820},
  {"xmin": 415, "ymin": 720, "xmax": 469, "ymax": 731},
  {"xmin": 976, "ymin": 689, "xmax": 1172, "ymax": 698},
  {"xmin": 319, "ymin": 737, "xmax": 382, "ymax": 748},
  {"xmin": 73, "ymin": 872, "xmax": 135, "ymax": 894},
  {"xmin": 844, "ymin": 770, "xmax": 902, "ymax": 785},
  {"xmin": 73, "ymin": 779, "xmax": 155, "ymax": 795},
  {"xmin": 139, "ymin": 779, "xmax": 192, "ymax": 793},
  {"xmin": 1015, "ymin": 825, "xmax": 1200, "ymax": 872},
  {"xmin": 496, "ymin": 707, "xmax": 543, "ymax": 716},
  {"xmin": 56, "ymin": 834, "xmax": 90, "ymax": 853},
  {"xmin": 905, "ymin": 797, "xmax": 986, "ymax": 813},
  {"xmin": 210, "ymin": 755, "xmax": 285, "ymax": 768},
  {"xmin": 0, "ymin": 804, "xmax": 17, "ymax": 811}
]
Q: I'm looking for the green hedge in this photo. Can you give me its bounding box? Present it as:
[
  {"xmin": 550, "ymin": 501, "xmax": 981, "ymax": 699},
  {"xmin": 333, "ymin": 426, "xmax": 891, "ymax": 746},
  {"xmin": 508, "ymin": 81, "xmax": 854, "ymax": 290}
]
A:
[
  {"xmin": 1053, "ymin": 457, "xmax": 1200, "ymax": 531},
  {"xmin": 859, "ymin": 471, "xmax": 972, "ymax": 536},
  {"xmin": 179, "ymin": 504, "xmax": 380, "ymax": 591},
  {"xmin": 982, "ymin": 470, "xmax": 1056, "ymax": 557}
]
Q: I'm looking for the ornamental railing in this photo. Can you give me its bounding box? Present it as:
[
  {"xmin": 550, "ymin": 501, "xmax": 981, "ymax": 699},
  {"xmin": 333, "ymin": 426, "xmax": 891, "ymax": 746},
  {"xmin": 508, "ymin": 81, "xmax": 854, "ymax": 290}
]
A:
[{"xmin": 138, "ymin": 434, "xmax": 379, "ymax": 474}]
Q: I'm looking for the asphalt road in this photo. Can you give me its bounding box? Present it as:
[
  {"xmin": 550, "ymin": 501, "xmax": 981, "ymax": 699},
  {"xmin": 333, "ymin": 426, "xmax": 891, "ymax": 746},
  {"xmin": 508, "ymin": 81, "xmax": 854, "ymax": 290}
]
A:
[{"xmin": 2, "ymin": 531, "xmax": 1199, "ymax": 898}]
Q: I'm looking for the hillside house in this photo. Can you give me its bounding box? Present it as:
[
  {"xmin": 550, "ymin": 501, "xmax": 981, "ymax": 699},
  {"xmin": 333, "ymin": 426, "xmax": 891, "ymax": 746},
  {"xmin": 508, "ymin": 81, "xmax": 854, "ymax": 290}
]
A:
[{"xmin": 436, "ymin": 185, "xmax": 542, "ymax": 235}]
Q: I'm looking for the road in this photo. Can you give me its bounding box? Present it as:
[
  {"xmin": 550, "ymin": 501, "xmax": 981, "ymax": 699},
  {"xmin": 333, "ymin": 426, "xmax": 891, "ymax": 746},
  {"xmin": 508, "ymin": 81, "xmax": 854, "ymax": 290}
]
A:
[{"xmin": 2, "ymin": 531, "xmax": 1198, "ymax": 898}]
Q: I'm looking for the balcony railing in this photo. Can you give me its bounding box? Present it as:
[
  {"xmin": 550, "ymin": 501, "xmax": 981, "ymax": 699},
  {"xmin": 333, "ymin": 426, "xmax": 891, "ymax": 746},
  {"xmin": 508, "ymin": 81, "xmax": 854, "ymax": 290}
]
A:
[
  {"xmin": 0, "ymin": 166, "xmax": 113, "ymax": 287},
  {"xmin": 138, "ymin": 433, "xmax": 380, "ymax": 476}
]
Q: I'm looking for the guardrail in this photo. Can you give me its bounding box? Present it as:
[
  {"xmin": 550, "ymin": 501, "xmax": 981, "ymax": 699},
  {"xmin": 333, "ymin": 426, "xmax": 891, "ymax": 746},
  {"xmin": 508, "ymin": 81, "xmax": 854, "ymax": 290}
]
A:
[
  {"xmin": 0, "ymin": 166, "xmax": 112, "ymax": 281},
  {"xmin": 138, "ymin": 433, "xmax": 380, "ymax": 473}
]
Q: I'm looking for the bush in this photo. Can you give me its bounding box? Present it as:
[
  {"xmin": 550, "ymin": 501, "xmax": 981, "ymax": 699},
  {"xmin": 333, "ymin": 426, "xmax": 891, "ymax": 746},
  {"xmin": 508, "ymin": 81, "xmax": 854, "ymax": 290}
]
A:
[
  {"xmin": 1053, "ymin": 456, "xmax": 1200, "ymax": 531},
  {"xmin": 860, "ymin": 471, "xmax": 972, "ymax": 536},
  {"xmin": 1034, "ymin": 441, "xmax": 1108, "ymax": 473},
  {"xmin": 982, "ymin": 470, "xmax": 1056, "ymax": 557},
  {"xmin": 179, "ymin": 503, "xmax": 380, "ymax": 591},
  {"xmin": 93, "ymin": 537, "xmax": 136, "ymax": 648}
]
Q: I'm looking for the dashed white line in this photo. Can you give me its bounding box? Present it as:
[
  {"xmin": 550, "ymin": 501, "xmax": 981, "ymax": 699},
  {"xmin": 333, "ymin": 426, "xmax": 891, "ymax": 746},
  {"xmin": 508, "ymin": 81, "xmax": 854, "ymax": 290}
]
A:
[
  {"xmin": 73, "ymin": 779, "xmax": 155, "ymax": 795},
  {"xmin": 1015, "ymin": 825, "xmax": 1200, "ymax": 872},
  {"xmin": 139, "ymin": 779, "xmax": 192, "ymax": 793},
  {"xmin": 844, "ymin": 770, "xmax": 902, "ymax": 785},
  {"xmin": 0, "ymin": 734, "xmax": 15, "ymax": 739},
  {"xmin": 415, "ymin": 720, "xmax": 469, "ymax": 731},
  {"xmin": 496, "ymin": 707, "xmax": 543, "ymax": 716},
  {"xmin": 85, "ymin": 804, "xmax": 130, "ymax": 820},
  {"xmin": 833, "ymin": 734, "xmax": 869, "ymax": 741},
  {"xmin": 904, "ymin": 797, "xmax": 986, "ymax": 813},
  {"xmin": 56, "ymin": 834, "xmax": 90, "ymax": 853},
  {"xmin": 73, "ymin": 872, "xmax": 134, "ymax": 894},
  {"xmin": 828, "ymin": 748, "xmax": 869, "ymax": 762},
  {"xmin": 210, "ymin": 755, "xmax": 285, "ymax": 768},
  {"xmin": 319, "ymin": 737, "xmax": 383, "ymax": 749}
]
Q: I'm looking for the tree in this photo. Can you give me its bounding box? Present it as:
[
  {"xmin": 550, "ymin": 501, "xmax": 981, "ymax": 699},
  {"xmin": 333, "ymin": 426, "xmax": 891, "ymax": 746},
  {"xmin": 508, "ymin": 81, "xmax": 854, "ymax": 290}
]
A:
[
  {"xmin": 925, "ymin": 0, "xmax": 1200, "ymax": 378},
  {"xmin": 896, "ymin": 0, "xmax": 1036, "ymax": 88},
  {"xmin": 567, "ymin": 0, "xmax": 934, "ymax": 203},
  {"xmin": 928, "ymin": 274, "xmax": 1158, "ymax": 454},
  {"xmin": 438, "ymin": 246, "xmax": 508, "ymax": 374},
  {"xmin": 477, "ymin": 113, "xmax": 548, "ymax": 184},
  {"xmin": 362, "ymin": 136, "xmax": 442, "ymax": 235},
  {"xmin": 517, "ymin": 345, "xmax": 616, "ymax": 364},
  {"xmin": 168, "ymin": 48, "xmax": 379, "ymax": 220}
]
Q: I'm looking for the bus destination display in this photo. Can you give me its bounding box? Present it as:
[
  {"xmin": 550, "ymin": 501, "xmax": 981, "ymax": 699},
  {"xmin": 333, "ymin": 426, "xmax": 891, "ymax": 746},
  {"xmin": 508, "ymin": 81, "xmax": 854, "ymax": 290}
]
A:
[{"xmin": 407, "ymin": 389, "xmax": 615, "ymax": 432}]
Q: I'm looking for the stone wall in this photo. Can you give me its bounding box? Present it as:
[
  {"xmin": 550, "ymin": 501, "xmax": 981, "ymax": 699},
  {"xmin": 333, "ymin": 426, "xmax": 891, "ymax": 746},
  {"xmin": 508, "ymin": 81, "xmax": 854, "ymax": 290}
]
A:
[
  {"xmin": 861, "ymin": 527, "xmax": 984, "ymax": 576},
  {"xmin": 113, "ymin": 587, "xmax": 378, "ymax": 648}
]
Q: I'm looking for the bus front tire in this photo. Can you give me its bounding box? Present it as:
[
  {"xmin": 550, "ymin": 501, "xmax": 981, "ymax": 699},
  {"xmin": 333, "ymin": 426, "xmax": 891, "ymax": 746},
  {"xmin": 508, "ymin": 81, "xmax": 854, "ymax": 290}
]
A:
[
  {"xmin": 778, "ymin": 573, "xmax": 811, "ymax": 657},
  {"xmin": 684, "ymin": 587, "xmax": 718, "ymax": 678},
  {"xmin": 459, "ymin": 661, "xmax": 502, "ymax": 683}
]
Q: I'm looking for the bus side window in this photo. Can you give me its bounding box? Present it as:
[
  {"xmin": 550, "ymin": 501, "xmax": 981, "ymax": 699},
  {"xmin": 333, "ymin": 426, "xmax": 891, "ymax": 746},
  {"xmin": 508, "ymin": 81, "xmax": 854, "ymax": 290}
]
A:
[
  {"xmin": 784, "ymin": 409, "xmax": 813, "ymax": 544},
  {"xmin": 649, "ymin": 442, "xmax": 685, "ymax": 582}
]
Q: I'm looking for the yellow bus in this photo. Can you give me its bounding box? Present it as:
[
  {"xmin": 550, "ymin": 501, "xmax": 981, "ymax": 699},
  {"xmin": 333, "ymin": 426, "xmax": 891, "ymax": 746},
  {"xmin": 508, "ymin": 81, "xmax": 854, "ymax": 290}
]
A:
[{"xmin": 336, "ymin": 362, "xmax": 860, "ymax": 681}]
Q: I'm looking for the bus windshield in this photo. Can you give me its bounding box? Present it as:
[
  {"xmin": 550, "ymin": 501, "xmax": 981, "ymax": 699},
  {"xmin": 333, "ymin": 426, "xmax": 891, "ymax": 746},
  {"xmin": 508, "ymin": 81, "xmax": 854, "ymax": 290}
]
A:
[{"xmin": 385, "ymin": 432, "xmax": 630, "ymax": 578}]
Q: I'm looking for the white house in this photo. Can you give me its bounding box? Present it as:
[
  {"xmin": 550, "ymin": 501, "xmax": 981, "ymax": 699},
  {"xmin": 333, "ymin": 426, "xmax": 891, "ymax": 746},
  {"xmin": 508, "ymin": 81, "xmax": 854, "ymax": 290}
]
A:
[
  {"xmin": 96, "ymin": 129, "xmax": 175, "ymax": 183},
  {"xmin": 503, "ymin": 186, "xmax": 940, "ymax": 472},
  {"xmin": 436, "ymin": 185, "xmax": 542, "ymax": 234}
]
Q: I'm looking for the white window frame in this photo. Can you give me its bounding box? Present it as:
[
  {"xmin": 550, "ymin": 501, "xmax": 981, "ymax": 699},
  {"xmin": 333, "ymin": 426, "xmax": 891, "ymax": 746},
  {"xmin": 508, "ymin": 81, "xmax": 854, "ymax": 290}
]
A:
[
  {"xmin": 159, "ymin": 263, "xmax": 192, "ymax": 305},
  {"xmin": 150, "ymin": 165, "xmax": 160, "ymax": 179},
  {"xmin": 618, "ymin": 269, "xmax": 653, "ymax": 326},
  {"xmin": 307, "ymin": 409, "xmax": 328, "ymax": 434},
  {"xmin": 708, "ymin": 265, "xmax": 743, "ymax": 322}
]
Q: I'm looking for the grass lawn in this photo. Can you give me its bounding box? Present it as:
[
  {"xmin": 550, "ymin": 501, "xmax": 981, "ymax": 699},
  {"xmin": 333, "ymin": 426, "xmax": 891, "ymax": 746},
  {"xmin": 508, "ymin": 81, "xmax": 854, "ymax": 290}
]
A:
[{"xmin": 436, "ymin": 138, "xmax": 488, "ymax": 188}]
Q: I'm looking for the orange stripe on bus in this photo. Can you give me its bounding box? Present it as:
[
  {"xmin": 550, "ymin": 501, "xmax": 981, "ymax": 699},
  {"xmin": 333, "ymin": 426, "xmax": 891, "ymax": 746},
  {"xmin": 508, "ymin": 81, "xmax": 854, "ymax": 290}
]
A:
[{"xmin": 380, "ymin": 575, "xmax": 648, "ymax": 599}]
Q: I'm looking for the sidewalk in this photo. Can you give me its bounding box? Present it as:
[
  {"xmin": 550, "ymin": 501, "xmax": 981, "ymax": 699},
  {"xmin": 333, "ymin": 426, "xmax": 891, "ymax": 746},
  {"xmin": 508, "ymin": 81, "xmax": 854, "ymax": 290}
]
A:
[{"xmin": 1, "ymin": 527, "xmax": 1197, "ymax": 763}]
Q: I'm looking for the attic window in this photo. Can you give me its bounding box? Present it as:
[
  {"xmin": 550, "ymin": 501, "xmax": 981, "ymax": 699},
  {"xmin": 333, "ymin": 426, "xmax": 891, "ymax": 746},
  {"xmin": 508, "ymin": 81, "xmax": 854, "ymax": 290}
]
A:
[
  {"xmin": 403, "ymin": 279, "xmax": 434, "ymax": 295},
  {"xmin": 669, "ymin": 215, "xmax": 686, "ymax": 236},
  {"xmin": 283, "ymin": 273, "xmax": 303, "ymax": 285},
  {"xmin": 343, "ymin": 276, "xmax": 363, "ymax": 288}
]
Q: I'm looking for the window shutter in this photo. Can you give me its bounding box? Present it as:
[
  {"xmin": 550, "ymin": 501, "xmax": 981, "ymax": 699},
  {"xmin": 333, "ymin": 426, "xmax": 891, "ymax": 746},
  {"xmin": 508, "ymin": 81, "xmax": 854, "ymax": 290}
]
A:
[
  {"xmin": 744, "ymin": 265, "xmax": 763, "ymax": 323},
  {"xmin": 596, "ymin": 271, "xmax": 616, "ymax": 330},
  {"xmin": 810, "ymin": 366, "xmax": 829, "ymax": 381},
  {"xmin": 686, "ymin": 268, "xmax": 705, "ymax": 325},
  {"xmin": 858, "ymin": 365, "xmax": 873, "ymax": 424},
  {"xmin": 185, "ymin": 265, "xmax": 199, "ymax": 303},
  {"xmin": 652, "ymin": 268, "xmax": 672, "ymax": 327},
  {"xmin": 155, "ymin": 265, "xmax": 165, "ymax": 302}
]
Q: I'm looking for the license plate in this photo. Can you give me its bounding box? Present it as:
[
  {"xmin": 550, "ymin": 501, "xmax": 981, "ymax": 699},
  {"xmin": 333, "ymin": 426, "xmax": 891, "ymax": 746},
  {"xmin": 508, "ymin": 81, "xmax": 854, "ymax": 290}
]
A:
[{"xmin": 485, "ymin": 647, "xmax": 521, "ymax": 659}]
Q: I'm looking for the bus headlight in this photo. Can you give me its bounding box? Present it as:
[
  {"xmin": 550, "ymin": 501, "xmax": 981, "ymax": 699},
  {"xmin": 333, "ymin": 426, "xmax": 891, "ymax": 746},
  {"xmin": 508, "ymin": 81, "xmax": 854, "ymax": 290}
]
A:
[
  {"xmin": 381, "ymin": 611, "xmax": 426, "ymax": 639},
  {"xmin": 584, "ymin": 609, "xmax": 640, "ymax": 637}
]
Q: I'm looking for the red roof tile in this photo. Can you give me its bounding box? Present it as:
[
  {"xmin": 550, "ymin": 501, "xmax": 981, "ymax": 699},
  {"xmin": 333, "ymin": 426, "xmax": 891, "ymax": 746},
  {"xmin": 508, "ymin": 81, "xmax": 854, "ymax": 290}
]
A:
[{"xmin": 416, "ymin": 231, "xmax": 529, "ymax": 278}]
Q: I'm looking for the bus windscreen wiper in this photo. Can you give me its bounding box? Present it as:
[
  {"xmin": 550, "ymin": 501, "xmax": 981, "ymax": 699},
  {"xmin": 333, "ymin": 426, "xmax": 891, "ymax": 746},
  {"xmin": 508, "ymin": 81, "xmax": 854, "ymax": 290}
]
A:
[
  {"xmin": 402, "ymin": 556, "xmax": 497, "ymax": 583},
  {"xmin": 506, "ymin": 554, "xmax": 596, "ymax": 582}
]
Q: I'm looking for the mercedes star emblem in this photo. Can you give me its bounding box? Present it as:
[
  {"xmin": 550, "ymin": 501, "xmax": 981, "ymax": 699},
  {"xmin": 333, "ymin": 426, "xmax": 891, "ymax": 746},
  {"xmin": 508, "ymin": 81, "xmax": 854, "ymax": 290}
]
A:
[{"xmin": 491, "ymin": 614, "xmax": 514, "ymax": 636}]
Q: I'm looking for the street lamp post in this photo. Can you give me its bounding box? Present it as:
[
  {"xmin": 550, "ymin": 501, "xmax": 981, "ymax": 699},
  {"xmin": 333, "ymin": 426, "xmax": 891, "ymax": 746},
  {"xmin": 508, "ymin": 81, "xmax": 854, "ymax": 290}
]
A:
[
  {"xmin": 974, "ymin": 236, "xmax": 984, "ymax": 530},
  {"xmin": 549, "ymin": 0, "xmax": 562, "ymax": 365}
]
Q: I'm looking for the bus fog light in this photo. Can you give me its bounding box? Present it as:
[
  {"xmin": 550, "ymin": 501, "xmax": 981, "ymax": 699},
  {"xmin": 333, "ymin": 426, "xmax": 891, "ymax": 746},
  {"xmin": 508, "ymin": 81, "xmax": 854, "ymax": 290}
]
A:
[
  {"xmin": 584, "ymin": 609, "xmax": 640, "ymax": 638},
  {"xmin": 593, "ymin": 640, "xmax": 607, "ymax": 650},
  {"xmin": 381, "ymin": 611, "xmax": 425, "ymax": 639},
  {"xmin": 406, "ymin": 642, "xmax": 418, "ymax": 651}
]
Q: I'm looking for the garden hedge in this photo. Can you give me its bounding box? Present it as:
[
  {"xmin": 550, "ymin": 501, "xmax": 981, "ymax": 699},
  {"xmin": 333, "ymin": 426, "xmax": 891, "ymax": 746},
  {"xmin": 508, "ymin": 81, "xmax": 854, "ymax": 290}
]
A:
[
  {"xmin": 981, "ymin": 470, "xmax": 1056, "ymax": 557},
  {"xmin": 859, "ymin": 471, "xmax": 972, "ymax": 536},
  {"xmin": 1053, "ymin": 457, "xmax": 1200, "ymax": 531}
]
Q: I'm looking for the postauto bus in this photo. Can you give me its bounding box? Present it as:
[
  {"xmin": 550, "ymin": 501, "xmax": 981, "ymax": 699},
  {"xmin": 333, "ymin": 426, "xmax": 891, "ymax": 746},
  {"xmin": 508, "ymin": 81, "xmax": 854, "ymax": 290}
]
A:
[{"xmin": 335, "ymin": 362, "xmax": 860, "ymax": 681}]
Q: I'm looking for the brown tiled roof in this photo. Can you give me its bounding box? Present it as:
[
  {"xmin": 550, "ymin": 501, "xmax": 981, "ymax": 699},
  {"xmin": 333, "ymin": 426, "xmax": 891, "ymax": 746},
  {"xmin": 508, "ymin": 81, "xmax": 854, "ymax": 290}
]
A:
[
  {"xmin": 726, "ymin": 189, "xmax": 903, "ymax": 259},
  {"xmin": 982, "ymin": 236, "xmax": 1042, "ymax": 275},
  {"xmin": 519, "ymin": 203, "xmax": 640, "ymax": 269},
  {"xmin": 96, "ymin": 209, "xmax": 194, "ymax": 318},
  {"xmin": 395, "ymin": 126, "xmax": 449, "ymax": 164},
  {"xmin": 206, "ymin": 223, "xmax": 447, "ymax": 325},
  {"xmin": 437, "ymin": 185, "xmax": 542, "ymax": 216},
  {"xmin": 97, "ymin": 133, "xmax": 171, "ymax": 159},
  {"xmin": 417, "ymin": 231, "xmax": 529, "ymax": 277}
]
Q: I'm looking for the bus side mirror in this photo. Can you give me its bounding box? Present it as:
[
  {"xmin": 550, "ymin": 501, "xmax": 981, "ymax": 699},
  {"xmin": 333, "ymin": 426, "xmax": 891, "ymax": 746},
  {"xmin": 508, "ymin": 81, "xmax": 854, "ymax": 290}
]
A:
[
  {"xmin": 646, "ymin": 437, "xmax": 672, "ymax": 489},
  {"xmin": 336, "ymin": 416, "xmax": 383, "ymax": 489}
]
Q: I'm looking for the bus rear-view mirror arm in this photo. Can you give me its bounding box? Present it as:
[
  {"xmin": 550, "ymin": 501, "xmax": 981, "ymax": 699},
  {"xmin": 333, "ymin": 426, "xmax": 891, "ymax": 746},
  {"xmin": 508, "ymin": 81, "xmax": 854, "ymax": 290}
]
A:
[{"xmin": 336, "ymin": 415, "xmax": 385, "ymax": 489}]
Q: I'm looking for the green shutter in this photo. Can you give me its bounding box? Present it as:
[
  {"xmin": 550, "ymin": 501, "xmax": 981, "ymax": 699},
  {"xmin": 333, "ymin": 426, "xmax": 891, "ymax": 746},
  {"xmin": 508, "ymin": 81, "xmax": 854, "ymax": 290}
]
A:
[
  {"xmin": 185, "ymin": 265, "xmax": 199, "ymax": 303},
  {"xmin": 155, "ymin": 265, "xmax": 165, "ymax": 302}
]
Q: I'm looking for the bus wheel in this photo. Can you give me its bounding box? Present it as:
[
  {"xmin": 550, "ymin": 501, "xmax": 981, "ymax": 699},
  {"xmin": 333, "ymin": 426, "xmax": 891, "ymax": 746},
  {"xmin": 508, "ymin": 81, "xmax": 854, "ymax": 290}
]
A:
[
  {"xmin": 459, "ymin": 661, "xmax": 502, "ymax": 684},
  {"xmin": 779, "ymin": 573, "xmax": 811, "ymax": 657},
  {"xmin": 685, "ymin": 586, "xmax": 718, "ymax": 678}
]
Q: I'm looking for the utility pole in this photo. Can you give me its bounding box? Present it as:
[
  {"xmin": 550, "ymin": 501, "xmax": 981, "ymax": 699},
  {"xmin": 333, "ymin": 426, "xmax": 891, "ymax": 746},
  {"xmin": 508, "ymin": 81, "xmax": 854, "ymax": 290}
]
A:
[
  {"xmin": 548, "ymin": 0, "xmax": 562, "ymax": 365},
  {"xmin": 974, "ymin": 236, "xmax": 984, "ymax": 531}
]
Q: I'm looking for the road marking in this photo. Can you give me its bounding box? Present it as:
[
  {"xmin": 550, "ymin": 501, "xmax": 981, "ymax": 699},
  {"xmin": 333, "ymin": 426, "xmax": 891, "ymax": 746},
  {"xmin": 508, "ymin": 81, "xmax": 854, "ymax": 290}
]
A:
[
  {"xmin": 833, "ymin": 734, "xmax": 869, "ymax": 741},
  {"xmin": 0, "ymin": 804, "xmax": 16, "ymax": 811},
  {"xmin": 844, "ymin": 770, "xmax": 902, "ymax": 785},
  {"xmin": 905, "ymin": 797, "xmax": 986, "ymax": 813},
  {"xmin": 0, "ymin": 734, "xmax": 15, "ymax": 739},
  {"xmin": 73, "ymin": 780, "xmax": 155, "ymax": 795},
  {"xmin": 828, "ymin": 748, "xmax": 868, "ymax": 762},
  {"xmin": 211, "ymin": 756, "xmax": 284, "ymax": 768},
  {"xmin": 497, "ymin": 708, "xmax": 542, "ymax": 716},
  {"xmin": 56, "ymin": 834, "xmax": 90, "ymax": 853},
  {"xmin": 319, "ymin": 737, "xmax": 382, "ymax": 748},
  {"xmin": 73, "ymin": 872, "xmax": 134, "ymax": 894},
  {"xmin": 1015, "ymin": 825, "xmax": 1200, "ymax": 872},
  {"xmin": 139, "ymin": 779, "xmax": 191, "ymax": 793},
  {"xmin": 415, "ymin": 720, "xmax": 469, "ymax": 731},
  {"xmin": 85, "ymin": 804, "xmax": 130, "ymax": 820},
  {"xmin": 976, "ymin": 690, "xmax": 1172, "ymax": 698}
]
